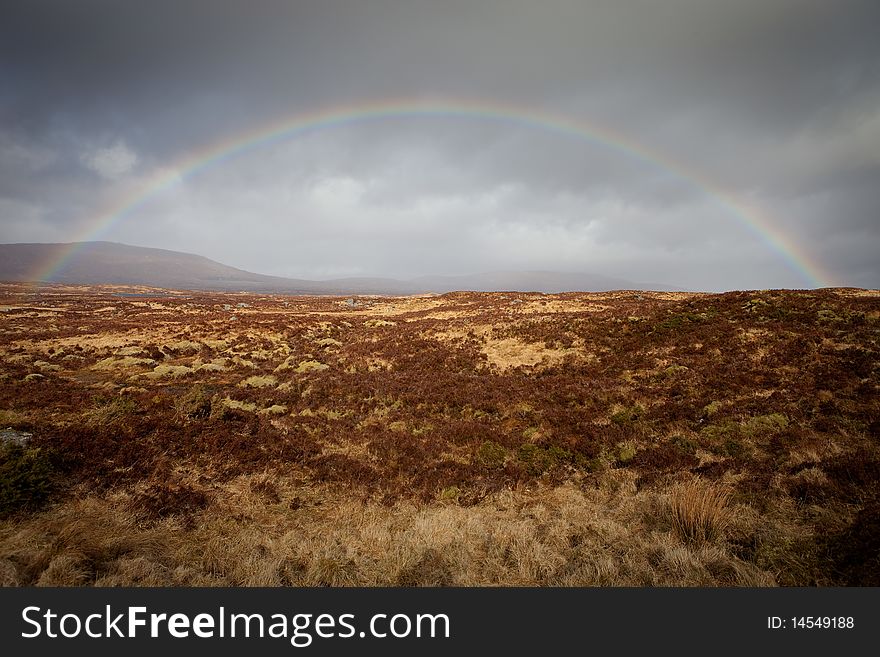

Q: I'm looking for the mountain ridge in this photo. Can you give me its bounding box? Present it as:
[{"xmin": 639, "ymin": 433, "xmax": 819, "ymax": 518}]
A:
[{"xmin": 0, "ymin": 241, "xmax": 683, "ymax": 294}]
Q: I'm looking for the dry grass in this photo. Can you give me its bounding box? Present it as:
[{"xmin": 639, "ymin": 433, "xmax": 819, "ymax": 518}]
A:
[
  {"xmin": 91, "ymin": 356, "xmax": 156, "ymax": 370},
  {"xmin": 0, "ymin": 498, "xmax": 172, "ymax": 586},
  {"xmin": 239, "ymin": 375, "xmax": 277, "ymax": 388},
  {"xmin": 145, "ymin": 364, "xmax": 193, "ymax": 379},
  {"xmin": 294, "ymin": 360, "xmax": 328, "ymax": 373},
  {"xmin": 0, "ymin": 475, "xmax": 773, "ymax": 587},
  {"xmin": 481, "ymin": 337, "xmax": 574, "ymax": 371},
  {"xmin": 667, "ymin": 478, "xmax": 733, "ymax": 546},
  {"xmin": 81, "ymin": 396, "xmax": 138, "ymax": 426},
  {"xmin": 220, "ymin": 397, "xmax": 258, "ymax": 413}
]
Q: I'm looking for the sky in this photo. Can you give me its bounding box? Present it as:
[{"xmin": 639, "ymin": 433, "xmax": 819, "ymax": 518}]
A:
[{"xmin": 1, "ymin": 0, "xmax": 878, "ymax": 291}]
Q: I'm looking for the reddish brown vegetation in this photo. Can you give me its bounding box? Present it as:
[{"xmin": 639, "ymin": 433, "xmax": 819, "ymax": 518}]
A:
[{"xmin": 0, "ymin": 283, "xmax": 878, "ymax": 585}]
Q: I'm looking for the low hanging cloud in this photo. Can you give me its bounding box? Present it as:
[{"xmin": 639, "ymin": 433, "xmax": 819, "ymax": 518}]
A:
[{"xmin": 81, "ymin": 140, "xmax": 139, "ymax": 180}]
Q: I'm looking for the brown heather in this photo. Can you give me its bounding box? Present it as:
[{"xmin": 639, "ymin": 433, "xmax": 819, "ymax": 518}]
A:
[{"xmin": 0, "ymin": 283, "xmax": 878, "ymax": 586}]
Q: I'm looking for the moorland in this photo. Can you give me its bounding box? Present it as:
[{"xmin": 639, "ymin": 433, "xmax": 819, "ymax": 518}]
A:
[{"xmin": 0, "ymin": 283, "xmax": 877, "ymax": 586}]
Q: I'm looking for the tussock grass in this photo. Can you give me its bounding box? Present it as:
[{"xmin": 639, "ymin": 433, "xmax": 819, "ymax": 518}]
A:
[
  {"xmin": 0, "ymin": 498, "xmax": 174, "ymax": 586},
  {"xmin": 82, "ymin": 396, "xmax": 138, "ymax": 426},
  {"xmin": 273, "ymin": 355, "xmax": 299, "ymax": 373},
  {"xmin": 238, "ymin": 375, "xmax": 277, "ymax": 388},
  {"xmin": 258, "ymin": 404, "xmax": 287, "ymax": 415},
  {"xmin": 146, "ymin": 364, "xmax": 193, "ymax": 378},
  {"xmin": 164, "ymin": 340, "xmax": 201, "ymax": 355},
  {"xmin": 219, "ymin": 397, "xmax": 258, "ymax": 413},
  {"xmin": 91, "ymin": 356, "xmax": 156, "ymax": 370},
  {"xmin": 667, "ymin": 478, "xmax": 733, "ymax": 546},
  {"xmin": 295, "ymin": 360, "xmax": 328, "ymax": 373}
]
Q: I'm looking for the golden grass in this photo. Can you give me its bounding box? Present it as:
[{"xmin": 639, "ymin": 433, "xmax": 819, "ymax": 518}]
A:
[
  {"xmin": 91, "ymin": 356, "xmax": 157, "ymax": 370},
  {"xmin": 220, "ymin": 398, "xmax": 258, "ymax": 413},
  {"xmin": 164, "ymin": 340, "xmax": 202, "ymax": 354},
  {"xmin": 294, "ymin": 360, "xmax": 329, "ymax": 373},
  {"xmin": 666, "ymin": 478, "xmax": 733, "ymax": 546},
  {"xmin": 238, "ymin": 375, "xmax": 277, "ymax": 388},
  {"xmin": 145, "ymin": 364, "xmax": 193, "ymax": 379},
  {"xmin": 258, "ymin": 404, "xmax": 287, "ymax": 415},
  {"xmin": 0, "ymin": 498, "xmax": 172, "ymax": 586},
  {"xmin": 0, "ymin": 475, "xmax": 773, "ymax": 587},
  {"xmin": 481, "ymin": 337, "xmax": 574, "ymax": 371},
  {"xmin": 81, "ymin": 396, "xmax": 138, "ymax": 426}
]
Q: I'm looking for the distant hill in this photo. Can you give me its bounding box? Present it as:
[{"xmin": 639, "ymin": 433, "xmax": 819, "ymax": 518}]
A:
[
  {"xmin": 413, "ymin": 271, "xmax": 649, "ymax": 293},
  {"xmin": 0, "ymin": 241, "xmax": 681, "ymax": 293},
  {"xmin": 0, "ymin": 241, "xmax": 325, "ymax": 293}
]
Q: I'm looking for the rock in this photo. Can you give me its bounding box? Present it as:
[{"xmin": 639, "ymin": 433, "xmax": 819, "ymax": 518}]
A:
[{"xmin": 0, "ymin": 428, "xmax": 32, "ymax": 446}]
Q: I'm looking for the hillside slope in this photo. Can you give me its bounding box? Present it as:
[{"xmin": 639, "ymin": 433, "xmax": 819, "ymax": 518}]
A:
[{"xmin": 0, "ymin": 241, "xmax": 677, "ymax": 293}]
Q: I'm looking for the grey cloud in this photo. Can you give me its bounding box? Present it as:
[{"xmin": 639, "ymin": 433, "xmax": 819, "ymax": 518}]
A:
[{"xmin": 1, "ymin": 0, "xmax": 878, "ymax": 290}]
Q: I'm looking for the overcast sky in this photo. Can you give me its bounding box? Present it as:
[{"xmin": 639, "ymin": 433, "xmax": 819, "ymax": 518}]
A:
[{"xmin": 1, "ymin": 0, "xmax": 878, "ymax": 290}]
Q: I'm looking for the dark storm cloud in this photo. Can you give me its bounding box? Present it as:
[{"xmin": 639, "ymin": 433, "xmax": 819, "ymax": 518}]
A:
[{"xmin": 1, "ymin": 0, "xmax": 878, "ymax": 289}]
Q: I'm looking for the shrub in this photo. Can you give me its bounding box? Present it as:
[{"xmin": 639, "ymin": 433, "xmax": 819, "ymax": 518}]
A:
[
  {"xmin": 610, "ymin": 404, "xmax": 643, "ymax": 426},
  {"xmin": 821, "ymin": 501, "xmax": 880, "ymax": 585},
  {"xmin": 744, "ymin": 413, "xmax": 788, "ymax": 435},
  {"xmin": 720, "ymin": 437, "xmax": 749, "ymax": 459},
  {"xmin": 616, "ymin": 443, "xmax": 637, "ymax": 464},
  {"xmin": 174, "ymin": 386, "xmax": 213, "ymax": 421},
  {"xmin": 517, "ymin": 443, "xmax": 572, "ymax": 475},
  {"xmin": 702, "ymin": 401, "xmax": 723, "ymax": 417},
  {"xmin": 0, "ymin": 443, "xmax": 54, "ymax": 516},
  {"xmin": 671, "ymin": 435, "xmax": 698, "ymax": 455},
  {"xmin": 475, "ymin": 441, "xmax": 507, "ymax": 469}
]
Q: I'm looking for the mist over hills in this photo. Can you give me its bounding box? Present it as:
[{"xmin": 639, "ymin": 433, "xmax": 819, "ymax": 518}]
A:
[{"xmin": 0, "ymin": 241, "xmax": 681, "ymax": 294}]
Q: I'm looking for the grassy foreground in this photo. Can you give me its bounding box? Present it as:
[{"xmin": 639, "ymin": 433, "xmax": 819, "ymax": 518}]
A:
[{"xmin": 0, "ymin": 284, "xmax": 877, "ymax": 586}]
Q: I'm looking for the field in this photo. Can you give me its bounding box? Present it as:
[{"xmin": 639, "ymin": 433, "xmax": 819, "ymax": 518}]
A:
[{"xmin": 1, "ymin": 283, "xmax": 878, "ymax": 586}]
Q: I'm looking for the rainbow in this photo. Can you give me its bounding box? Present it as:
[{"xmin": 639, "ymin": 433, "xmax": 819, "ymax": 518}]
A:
[{"xmin": 32, "ymin": 98, "xmax": 834, "ymax": 287}]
